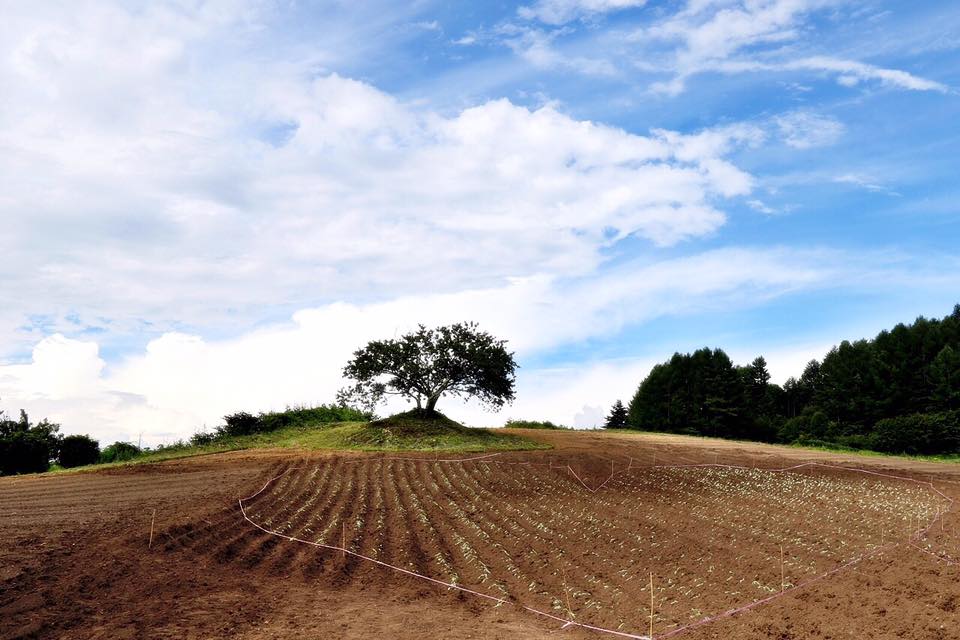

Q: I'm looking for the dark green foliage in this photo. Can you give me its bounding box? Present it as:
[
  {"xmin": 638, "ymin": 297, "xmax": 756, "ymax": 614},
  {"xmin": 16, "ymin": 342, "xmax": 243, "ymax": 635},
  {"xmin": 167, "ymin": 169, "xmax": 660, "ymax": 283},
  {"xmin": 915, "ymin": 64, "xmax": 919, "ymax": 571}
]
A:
[
  {"xmin": 871, "ymin": 411, "xmax": 960, "ymax": 455},
  {"xmin": 58, "ymin": 434, "xmax": 100, "ymax": 468},
  {"xmin": 190, "ymin": 431, "xmax": 216, "ymax": 446},
  {"xmin": 0, "ymin": 408, "xmax": 61, "ymax": 475},
  {"xmin": 211, "ymin": 404, "xmax": 369, "ymax": 439},
  {"xmin": 99, "ymin": 441, "xmax": 143, "ymax": 463},
  {"xmin": 503, "ymin": 419, "xmax": 566, "ymax": 429},
  {"xmin": 777, "ymin": 410, "xmax": 832, "ymax": 444},
  {"xmin": 218, "ymin": 411, "xmax": 261, "ymax": 437},
  {"xmin": 930, "ymin": 345, "xmax": 960, "ymax": 410},
  {"xmin": 604, "ymin": 400, "xmax": 628, "ymax": 429},
  {"xmin": 337, "ymin": 322, "xmax": 517, "ymax": 413},
  {"xmin": 0, "ymin": 431, "xmax": 51, "ymax": 475},
  {"xmin": 626, "ymin": 304, "xmax": 960, "ymax": 455},
  {"xmin": 628, "ymin": 348, "xmax": 759, "ymax": 439}
]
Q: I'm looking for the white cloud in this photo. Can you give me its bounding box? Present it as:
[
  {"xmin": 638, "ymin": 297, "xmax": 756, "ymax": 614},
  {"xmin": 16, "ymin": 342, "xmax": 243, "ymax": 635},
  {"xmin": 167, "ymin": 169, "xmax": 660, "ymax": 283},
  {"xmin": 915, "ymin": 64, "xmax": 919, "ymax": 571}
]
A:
[
  {"xmin": 5, "ymin": 244, "xmax": 960, "ymax": 443},
  {"xmin": 747, "ymin": 199, "xmax": 777, "ymax": 214},
  {"xmin": 0, "ymin": 2, "xmax": 775, "ymax": 357},
  {"xmin": 632, "ymin": 0, "xmax": 947, "ymax": 95},
  {"xmin": 784, "ymin": 56, "xmax": 948, "ymax": 92},
  {"xmin": 574, "ymin": 405, "xmax": 606, "ymax": 428},
  {"xmin": 775, "ymin": 110, "xmax": 845, "ymax": 149},
  {"xmin": 519, "ymin": 0, "xmax": 648, "ymax": 25},
  {"xmin": 0, "ymin": 246, "xmax": 847, "ymax": 443},
  {"xmin": 499, "ymin": 25, "xmax": 618, "ymax": 75},
  {"xmin": 833, "ymin": 173, "xmax": 900, "ymax": 196},
  {"xmin": 714, "ymin": 57, "xmax": 949, "ymax": 93}
]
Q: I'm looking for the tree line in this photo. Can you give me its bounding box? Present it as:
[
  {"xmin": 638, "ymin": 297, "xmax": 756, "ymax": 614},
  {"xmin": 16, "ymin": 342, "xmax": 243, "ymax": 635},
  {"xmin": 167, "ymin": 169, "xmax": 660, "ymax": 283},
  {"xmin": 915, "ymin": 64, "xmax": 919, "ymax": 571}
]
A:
[
  {"xmin": 607, "ymin": 305, "xmax": 960, "ymax": 455},
  {"xmin": 0, "ymin": 408, "xmax": 102, "ymax": 475},
  {"xmin": 0, "ymin": 402, "xmax": 371, "ymax": 476}
]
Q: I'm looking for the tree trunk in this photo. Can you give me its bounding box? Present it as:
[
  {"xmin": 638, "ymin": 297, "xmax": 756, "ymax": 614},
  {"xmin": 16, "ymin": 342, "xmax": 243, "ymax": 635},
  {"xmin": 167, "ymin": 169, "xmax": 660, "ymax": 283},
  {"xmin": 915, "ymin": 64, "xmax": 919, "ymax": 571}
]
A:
[{"xmin": 425, "ymin": 393, "xmax": 441, "ymax": 412}]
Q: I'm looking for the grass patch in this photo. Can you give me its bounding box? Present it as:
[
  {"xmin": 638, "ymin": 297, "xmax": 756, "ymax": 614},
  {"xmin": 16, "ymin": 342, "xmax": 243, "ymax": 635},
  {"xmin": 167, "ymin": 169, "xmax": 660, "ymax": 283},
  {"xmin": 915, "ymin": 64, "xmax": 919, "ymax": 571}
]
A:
[
  {"xmin": 786, "ymin": 441, "xmax": 960, "ymax": 464},
  {"xmin": 595, "ymin": 427, "xmax": 960, "ymax": 464},
  {"xmin": 48, "ymin": 411, "xmax": 544, "ymax": 474}
]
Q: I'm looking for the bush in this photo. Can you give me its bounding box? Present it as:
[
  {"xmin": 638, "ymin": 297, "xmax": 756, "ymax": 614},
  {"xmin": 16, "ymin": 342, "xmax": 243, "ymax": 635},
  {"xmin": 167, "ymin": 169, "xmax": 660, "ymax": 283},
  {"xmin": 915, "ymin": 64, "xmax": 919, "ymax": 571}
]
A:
[
  {"xmin": 217, "ymin": 411, "xmax": 262, "ymax": 437},
  {"xmin": 215, "ymin": 404, "xmax": 371, "ymax": 439},
  {"xmin": 190, "ymin": 431, "xmax": 216, "ymax": 446},
  {"xmin": 503, "ymin": 419, "xmax": 567, "ymax": 430},
  {"xmin": 0, "ymin": 432, "xmax": 51, "ymax": 475},
  {"xmin": 99, "ymin": 441, "xmax": 143, "ymax": 463},
  {"xmin": 58, "ymin": 435, "xmax": 100, "ymax": 468},
  {"xmin": 871, "ymin": 411, "xmax": 960, "ymax": 455},
  {"xmin": 777, "ymin": 410, "xmax": 830, "ymax": 443}
]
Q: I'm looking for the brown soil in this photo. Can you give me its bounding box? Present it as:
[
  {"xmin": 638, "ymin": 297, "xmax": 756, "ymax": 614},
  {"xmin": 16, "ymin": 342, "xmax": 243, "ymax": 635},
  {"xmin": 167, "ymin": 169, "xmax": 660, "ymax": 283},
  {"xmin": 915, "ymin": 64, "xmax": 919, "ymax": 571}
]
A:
[{"xmin": 2, "ymin": 431, "xmax": 960, "ymax": 639}]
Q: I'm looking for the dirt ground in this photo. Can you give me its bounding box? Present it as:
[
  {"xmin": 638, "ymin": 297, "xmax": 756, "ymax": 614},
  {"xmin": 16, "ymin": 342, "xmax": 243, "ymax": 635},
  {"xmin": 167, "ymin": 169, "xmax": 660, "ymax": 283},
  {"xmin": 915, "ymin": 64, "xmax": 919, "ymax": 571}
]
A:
[{"xmin": 2, "ymin": 430, "xmax": 960, "ymax": 640}]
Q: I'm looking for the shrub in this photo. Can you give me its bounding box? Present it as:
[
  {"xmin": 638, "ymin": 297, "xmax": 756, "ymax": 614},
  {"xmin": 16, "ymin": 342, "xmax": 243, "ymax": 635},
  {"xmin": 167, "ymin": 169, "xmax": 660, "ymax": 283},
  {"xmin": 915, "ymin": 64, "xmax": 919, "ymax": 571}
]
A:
[
  {"xmin": 503, "ymin": 419, "xmax": 567, "ymax": 430},
  {"xmin": 215, "ymin": 404, "xmax": 371, "ymax": 439},
  {"xmin": 99, "ymin": 441, "xmax": 143, "ymax": 463},
  {"xmin": 777, "ymin": 410, "xmax": 830, "ymax": 443},
  {"xmin": 0, "ymin": 432, "xmax": 51, "ymax": 475},
  {"xmin": 190, "ymin": 431, "xmax": 216, "ymax": 446},
  {"xmin": 871, "ymin": 411, "xmax": 960, "ymax": 455},
  {"xmin": 58, "ymin": 435, "xmax": 100, "ymax": 468},
  {"xmin": 217, "ymin": 411, "xmax": 262, "ymax": 437}
]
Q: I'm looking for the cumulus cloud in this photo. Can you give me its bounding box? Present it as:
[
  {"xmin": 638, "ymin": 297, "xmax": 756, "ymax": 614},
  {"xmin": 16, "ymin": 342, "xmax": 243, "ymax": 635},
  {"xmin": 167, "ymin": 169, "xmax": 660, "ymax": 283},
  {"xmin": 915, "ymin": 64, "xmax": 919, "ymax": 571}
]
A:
[
  {"xmin": 0, "ymin": 2, "xmax": 770, "ymax": 357},
  {"xmin": 0, "ymin": 245, "xmax": 888, "ymax": 444},
  {"xmin": 5, "ymin": 243, "xmax": 959, "ymax": 444}
]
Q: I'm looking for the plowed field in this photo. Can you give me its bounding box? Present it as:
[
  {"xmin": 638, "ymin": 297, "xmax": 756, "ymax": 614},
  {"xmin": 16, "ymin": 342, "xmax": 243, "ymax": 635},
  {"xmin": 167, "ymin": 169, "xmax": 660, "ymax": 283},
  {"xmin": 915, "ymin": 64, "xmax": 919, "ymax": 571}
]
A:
[{"xmin": 3, "ymin": 430, "xmax": 960, "ymax": 639}]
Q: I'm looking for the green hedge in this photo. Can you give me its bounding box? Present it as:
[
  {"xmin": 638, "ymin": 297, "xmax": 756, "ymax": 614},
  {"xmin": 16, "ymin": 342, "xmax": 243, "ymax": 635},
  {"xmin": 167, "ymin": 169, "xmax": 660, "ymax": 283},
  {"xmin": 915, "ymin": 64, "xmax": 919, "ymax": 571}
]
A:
[{"xmin": 871, "ymin": 411, "xmax": 960, "ymax": 455}]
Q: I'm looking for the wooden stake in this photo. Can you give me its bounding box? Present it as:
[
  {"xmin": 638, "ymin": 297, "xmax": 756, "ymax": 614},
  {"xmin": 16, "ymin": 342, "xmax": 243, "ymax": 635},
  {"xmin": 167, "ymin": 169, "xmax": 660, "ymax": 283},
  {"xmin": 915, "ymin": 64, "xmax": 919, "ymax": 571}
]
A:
[
  {"xmin": 148, "ymin": 508, "xmax": 156, "ymax": 549},
  {"xmin": 780, "ymin": 545, "xmax": 784, "ymax": 592},
  {"xmin": 561, "ymin": 561, "xmax": 573, "ymax": 621},
  {"xmin": 342, "ymin": 522, "xmax": 346, "ymax": 559},
  {"xmin": 649, "ymin": 572, "xmax": 655, "ymax": 640}
]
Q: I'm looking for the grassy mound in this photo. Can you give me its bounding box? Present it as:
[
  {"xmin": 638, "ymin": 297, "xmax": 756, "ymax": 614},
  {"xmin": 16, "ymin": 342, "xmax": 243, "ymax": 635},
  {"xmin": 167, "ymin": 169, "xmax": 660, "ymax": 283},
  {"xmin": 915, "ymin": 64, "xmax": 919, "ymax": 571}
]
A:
[
  {"xmin": 345, "ymin": 409, "xmax": 546, "ymax": 452},
  {"xmin": 54, "ymin": 410, "xmax": 545, "ymax": 474}
]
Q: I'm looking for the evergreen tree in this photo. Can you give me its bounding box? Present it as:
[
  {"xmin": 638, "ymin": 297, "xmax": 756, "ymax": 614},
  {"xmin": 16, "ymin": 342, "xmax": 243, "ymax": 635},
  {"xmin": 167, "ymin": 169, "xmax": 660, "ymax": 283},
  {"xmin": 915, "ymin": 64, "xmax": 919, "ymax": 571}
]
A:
[
  {"xmin": 604, "ymin": 400, "xmax": 628, "ymax": 429},
  {"xmin": 930, "ymin": 345, "xmax": 960, "ymax": 410},
  {"xmin": 623, "ymin": 303, "xmax": 960, "ymax": 455}
]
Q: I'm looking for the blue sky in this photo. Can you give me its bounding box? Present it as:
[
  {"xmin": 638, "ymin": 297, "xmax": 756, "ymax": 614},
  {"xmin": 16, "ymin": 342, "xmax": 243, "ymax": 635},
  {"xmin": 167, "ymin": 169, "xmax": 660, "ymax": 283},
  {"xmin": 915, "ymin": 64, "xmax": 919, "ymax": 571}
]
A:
[{"xmin": 0, "ymin": 0, "xmax": 958, "ymax": 443}]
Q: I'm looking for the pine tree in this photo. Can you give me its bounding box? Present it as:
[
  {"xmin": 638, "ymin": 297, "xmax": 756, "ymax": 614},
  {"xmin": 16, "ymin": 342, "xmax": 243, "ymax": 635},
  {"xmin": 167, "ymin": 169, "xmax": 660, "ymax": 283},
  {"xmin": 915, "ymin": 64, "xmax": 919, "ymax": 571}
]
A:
[
  {"xmin": 930, "ymin": 345, "xmax": 960, "ymax": 411},
  {"xmin": 604, "ymin": 400, "xmax": 628, "ymax": 429}
]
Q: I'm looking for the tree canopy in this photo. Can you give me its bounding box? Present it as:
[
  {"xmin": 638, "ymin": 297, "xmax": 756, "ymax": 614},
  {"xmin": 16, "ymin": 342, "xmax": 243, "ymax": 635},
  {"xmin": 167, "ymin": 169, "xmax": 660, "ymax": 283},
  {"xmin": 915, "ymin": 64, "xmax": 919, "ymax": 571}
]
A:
[
  {"xmin": 337, "ymin": 322, "xmax": 517, "ymax": 414},
  {"xmin": 0, "ymin": 407, "xmax": 62, "ymax": 475},
  {"xmin": 626, "ymin": 304, "xmax": 960, "ymax": 454},
  {"xmin": 59, "ymin": 434, "xmax": 100, "ymax": 468}
]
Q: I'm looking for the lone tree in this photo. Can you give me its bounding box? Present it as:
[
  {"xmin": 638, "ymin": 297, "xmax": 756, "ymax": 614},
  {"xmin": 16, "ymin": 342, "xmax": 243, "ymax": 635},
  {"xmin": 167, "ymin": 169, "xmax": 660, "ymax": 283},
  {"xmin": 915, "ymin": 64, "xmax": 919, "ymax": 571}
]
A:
[
  {"xmin": 604, "ymin": 400, "xmax": 628, "ymax": 429},
  {"xmin": 337, "ymin": 323, "xmax": 517, "ymax": 415}
]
